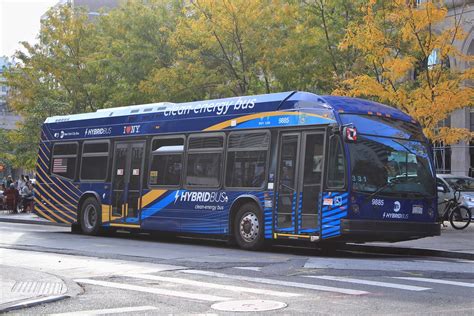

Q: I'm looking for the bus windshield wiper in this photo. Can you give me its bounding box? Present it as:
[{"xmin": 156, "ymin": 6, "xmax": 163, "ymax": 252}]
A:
[{"xmin": 361, "ymin": 180, "xmax": 397, "ymax": 206}]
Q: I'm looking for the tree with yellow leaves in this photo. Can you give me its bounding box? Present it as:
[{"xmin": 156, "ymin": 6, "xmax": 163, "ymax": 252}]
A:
[{"xmin": 336, "ymin": 0, "xmax": 473, "ymax": 145}]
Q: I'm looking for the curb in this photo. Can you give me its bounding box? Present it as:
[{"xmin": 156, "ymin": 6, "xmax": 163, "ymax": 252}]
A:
[
  {"xmin": 342, "ymin": 244, "xmax": 474, "ymax": 261},
  {"xmin": 0, "ymin": 268, "xmax": 83, "ymax": 313},
  {"xmin": 0, "ymin": 217, "xmax": 69, "ymax": 227},
  {"xmin": 0, "ymin": 294, "xmax": 70, "ymax": 313}
]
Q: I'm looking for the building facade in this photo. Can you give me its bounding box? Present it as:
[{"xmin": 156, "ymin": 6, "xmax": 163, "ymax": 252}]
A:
[{"xmin": 446, "ymin": 0, "xmax": 473, "ymax": 177}]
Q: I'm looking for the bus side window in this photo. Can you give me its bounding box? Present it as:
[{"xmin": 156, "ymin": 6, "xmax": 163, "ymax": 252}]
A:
[
  {"xmin": 226, "ymin": 132, "xmax": 270, "ymax": 189},
  {"xmin": 51, "ymin": 142, "xmax": 78, "ymax": 180},
  {"xmin": 186, "ymin": 134, "xmax": 224, "ymax": 188},
  {"xmin": 80, "ymin": 141, "xmax": 109, "ymax": 181},
  {"xmin": 149, "ymin": 137, "xmax": 184, "ymax": 187},
  {"xmin": 326, "ymin": 135, "xmax": 345, "ymax": 189}
]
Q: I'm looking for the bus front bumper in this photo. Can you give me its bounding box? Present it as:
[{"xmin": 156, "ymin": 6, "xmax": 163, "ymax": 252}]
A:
[{"xmin": 340, "ymin": 219, "xmax": 441, "ymax": 243}]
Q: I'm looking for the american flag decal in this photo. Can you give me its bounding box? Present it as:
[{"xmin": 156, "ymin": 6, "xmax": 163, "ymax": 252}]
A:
[{"xmin": 53, "ymin": 158, "xmax": 67, "ymax": 173}]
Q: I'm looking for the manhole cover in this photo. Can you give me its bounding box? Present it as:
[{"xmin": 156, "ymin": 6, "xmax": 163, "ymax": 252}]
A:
[
  {"xmin": 11, "ymin": 281, "xmax": 64, "ymax": 295},
  {"xmin": 211, "ymin": 300, "xmax": 287, "ymax": 312}
]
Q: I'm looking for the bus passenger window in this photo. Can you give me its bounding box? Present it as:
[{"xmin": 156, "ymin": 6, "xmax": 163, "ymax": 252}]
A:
[
  {"xmin": 226, "ymin": 132, "xmax": 269, "ymax": 188},
  {"xmin": 186, "ymin": 134, "xmax": 224, "ymax": 188},
  {"xmin": 327, "ymin": 135, "xmax": 345, "ymax": 188},
  {"xmin": 150, "ymin": 137, "xmax": 184, "ymax": 186},
  {"xmin": 80, "ymin": 141, "xmax": 109, "ymax": 181},
  {"xmin": 51, "ymin": 142, "xmax": 78, "ymax": 180}
]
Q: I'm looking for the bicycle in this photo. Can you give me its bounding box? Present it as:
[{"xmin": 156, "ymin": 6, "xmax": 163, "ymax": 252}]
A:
[{"xmin": 438, "ymin": 188, "xmax": 472, "ymax": 230}]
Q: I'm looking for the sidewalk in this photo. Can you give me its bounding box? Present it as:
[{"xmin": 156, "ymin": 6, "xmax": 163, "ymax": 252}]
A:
[
  {"xmin": 0, "ymin": 210, "xmax": 69, "ymax": 227},
  {"xmin": 344, "ymin": 224, "xmax": 474, "ymax": 260},
  {"xmin": 0, "ymin": 265, "xmax": 81, "ymax": 313}
]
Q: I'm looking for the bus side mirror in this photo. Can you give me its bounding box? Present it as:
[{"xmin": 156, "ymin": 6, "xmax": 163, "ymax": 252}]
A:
[
  {"xmin": 343, "ymin": 126, "xmax": 357, "ymax": 142},
  {"xmin": 437, "ymin": 186, "xmax": 445, "ymax": 193}
]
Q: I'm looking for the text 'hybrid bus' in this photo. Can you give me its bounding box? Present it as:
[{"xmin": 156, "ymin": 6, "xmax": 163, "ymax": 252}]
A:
[{"xmin": 34, "ymin": 91, "xmax": 440, "ymax": 250}]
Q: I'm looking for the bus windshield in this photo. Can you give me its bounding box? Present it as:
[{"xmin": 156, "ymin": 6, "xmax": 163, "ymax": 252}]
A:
[{"xmin": 348, "ymin": 135, "xmax": 435, "ymax": 197}]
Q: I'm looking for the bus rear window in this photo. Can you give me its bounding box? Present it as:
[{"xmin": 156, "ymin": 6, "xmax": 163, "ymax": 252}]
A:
[{"xmin": 51, "ymin": 142, "xmax": 78, "ymax": 180}]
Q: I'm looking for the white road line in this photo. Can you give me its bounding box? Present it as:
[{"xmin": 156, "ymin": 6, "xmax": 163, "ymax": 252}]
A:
[
  {"xmin": 393, "ymin": 277, "xmax": 474, "ymax": 288},
  {"xmin": 74, "ymin": 279, "xmax": 231, "ymax": 302},
  {"xmin": 306, "ymin": 276, "xmax": 430, "ymax": 291},
  {"xmin": 50, "ymin": 306, "xmax": 158, "ymax": 315},
  {"xmin": 125, "ymin": 273, "xmax": 300, "ymax": 298},
  {"xmin": 180, "ymin": 270, "xmax": 368, "ymax": 295},
  {"xmin": 233, "ymin": 267, "xmax": 262, "ymax": 272}
]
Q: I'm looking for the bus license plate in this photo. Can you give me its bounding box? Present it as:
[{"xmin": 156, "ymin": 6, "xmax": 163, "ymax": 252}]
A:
[{"xmin": 412, "ymin": 205, "xmax": 423, "ymax": 214}]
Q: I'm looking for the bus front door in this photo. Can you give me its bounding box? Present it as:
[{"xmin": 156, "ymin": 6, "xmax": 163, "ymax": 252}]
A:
[
  {"xmin": 111, "ymin": 141, "xmax": 145, "ymax": 225},
  {"xmin": 275, "ymin": 132, "xmax": 325, "ymax": 235}
]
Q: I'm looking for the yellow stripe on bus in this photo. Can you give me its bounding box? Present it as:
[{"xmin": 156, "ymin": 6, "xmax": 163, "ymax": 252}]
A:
[
  {"xmin": 34, "ymin": 197, "xmax": 67, "ymax": 224},
  {"xmin": 37, "ymin": 150, "xmax": 81, "ymax": 200},
  {"xmin": 101, "ymin": 204, "xmax": 110, "ymax": 223},
  {"xmin": 35, "ymin": 164, "xmax": 80, "ymax": 204},
  {"xmin": 110, "ymin": 223, "xmax": 140, "ymax": 228},
  {"xmin": 141, "ymin": 189, "xmax": 168, "ymax": 209},
  {"xmin": 204, "ymin": 111, "xmax": 333, "ymax": 131},
  {"xmin": 35, "ymin": 184, "xmax": 76, "ymax": 221}
]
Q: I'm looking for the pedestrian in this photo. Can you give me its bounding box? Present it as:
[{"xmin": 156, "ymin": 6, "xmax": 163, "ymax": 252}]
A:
[
  {"xmin": 20, "ymin": 181, "xmax": 34, "ymax": 213},
  {"xmin": 17, "ymin": 175, "xmax": 26, "ymax": 191},
  {"xmin": 6, "ymin": 175, "xmax": 13, "ymax": 188},
  {"xmin": 4, "ymin": 183, "xmax": 19, "ymax": 213}
]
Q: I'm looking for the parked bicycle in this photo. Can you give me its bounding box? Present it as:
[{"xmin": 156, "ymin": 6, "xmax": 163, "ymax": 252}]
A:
[{"xmin": 438, "ymin": 188, "xmax": 472, "ymax": 230}]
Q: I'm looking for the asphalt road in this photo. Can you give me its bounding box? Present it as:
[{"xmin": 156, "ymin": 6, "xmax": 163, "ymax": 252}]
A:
[{"xmin": 1, "ymin": 222, "xmax": 473, "ymax": 315}]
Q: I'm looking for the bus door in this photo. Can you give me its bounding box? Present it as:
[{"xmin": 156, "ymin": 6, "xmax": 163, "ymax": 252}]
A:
[
  {"xmin": 111, "ymin": 141, "xmax": 145, "ymax": 224},
  {"xmin": 275, "ymin": 132, "xmax": 325, "ymax": 235}
]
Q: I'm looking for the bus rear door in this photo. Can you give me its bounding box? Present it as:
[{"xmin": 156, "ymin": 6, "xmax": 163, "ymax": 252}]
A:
[
  {"xmin": 111, "ymin": 141, "xmax": 146, "ymax": 225},
  {"xmin": 275, "ymin": 131, "xmax": 325, "ymax": 236}
]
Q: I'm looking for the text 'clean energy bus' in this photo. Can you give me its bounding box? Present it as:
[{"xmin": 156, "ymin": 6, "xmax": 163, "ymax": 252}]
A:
[{"xmin": 35, "ymin": 91, "xmax": 440, "ymax": 250}]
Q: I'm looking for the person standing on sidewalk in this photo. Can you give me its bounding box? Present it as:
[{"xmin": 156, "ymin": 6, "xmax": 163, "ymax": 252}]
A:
[
  {"xmin": 5, "ymin": 175, "xmax": 13, "ymax": 188},
  {"xmin": 20, "ymin": 181, "xmax": 34, "ymax": 213},
  {"xmin": 17, "ymin": 175, "xmax": 26, "ymax": 191}
]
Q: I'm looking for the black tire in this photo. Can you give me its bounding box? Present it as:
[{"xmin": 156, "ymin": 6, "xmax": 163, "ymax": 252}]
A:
[
  {"xmin": 449, "ymin": 206, "xmax": 471, "ymax": 230},
  {"xmin": 233, "ymin": 202, "xmax": 264, "ymax": 251},
  {"xmin": 80, "ymin": 197, "xmax": 102, "ymax": 235}
]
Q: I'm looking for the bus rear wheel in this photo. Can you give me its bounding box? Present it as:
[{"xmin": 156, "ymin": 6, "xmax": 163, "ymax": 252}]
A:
[
  {"xmin": 234, "ymin": 203, "xmax": 264, "ymax": 250},
  {"xmin": 80, "ymin": 197, "xmax": 102, "ymax": 235}
]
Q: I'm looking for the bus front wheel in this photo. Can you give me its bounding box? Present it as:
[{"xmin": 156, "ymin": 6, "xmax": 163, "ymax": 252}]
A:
[
  {"xmin": 80, "ymin": 197, "xmax": 102, "ymax": 235},
  {"xmin": 234, "ymin": 203, "xmax": 264, "ymax": 250}
]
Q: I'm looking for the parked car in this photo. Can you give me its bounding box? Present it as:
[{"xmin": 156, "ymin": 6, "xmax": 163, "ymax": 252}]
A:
[{"xmin": 436, "ymin": 174, "xmax": 474, "ymax": 217}]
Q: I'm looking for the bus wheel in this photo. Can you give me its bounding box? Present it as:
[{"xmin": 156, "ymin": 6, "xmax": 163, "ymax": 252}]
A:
[
  {"xmin": 234, "ymin": 203, "xmax": 264, "ymax": 250},
  {"xmin": 80, "ymin": 197, "xmax": 101, "ymax": 235}
]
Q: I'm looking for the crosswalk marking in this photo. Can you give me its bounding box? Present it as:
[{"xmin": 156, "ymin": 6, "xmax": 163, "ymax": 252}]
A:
[
  {"xmin": 126, "ymin": 273, "xmax": 300, "ymax": 298},
  {"xmin": 306, "ymin": 276, "xmax": 430, "ymax": 291},
  {"xmin": 74, "ymin": 279, "xmax": 231, "ymax": 302},
  {"xmin": 393, "ymin": 277, "xmax": 474, "ymax": 288},
  {"xmin": 50, "ymin": 306, "xmax": 158, "ymax": 315},
  {"xmin": 180, "ymin": 270, "xmax": 369, "ymax": 296}
]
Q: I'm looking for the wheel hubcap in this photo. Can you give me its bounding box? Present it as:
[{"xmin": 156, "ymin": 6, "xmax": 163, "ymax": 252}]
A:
[
  {"xmin": 240, "ymin": 212, "xmax": 259, "ymax": 243},
  {"xmin": 84, "ymin": 205, "xmax": 97, "ymax": 230}
]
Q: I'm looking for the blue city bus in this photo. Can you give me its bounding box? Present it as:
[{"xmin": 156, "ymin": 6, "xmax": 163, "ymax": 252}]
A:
[{"xmin": 34, "ymin": 91, "xmax": 440, "ymax": 250}]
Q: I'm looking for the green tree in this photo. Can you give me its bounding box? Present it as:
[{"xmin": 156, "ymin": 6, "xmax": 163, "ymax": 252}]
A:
[
  {"xmin": 94, "ymin": 0, "xmax": 183, "ymax": 106},
  {"xmin": 335, "ymin": 0, "xmax": 473, "ymax": 144},
  {"xmin": 5, "ymin": 4, "xmax": 97, "ymax": 169}
]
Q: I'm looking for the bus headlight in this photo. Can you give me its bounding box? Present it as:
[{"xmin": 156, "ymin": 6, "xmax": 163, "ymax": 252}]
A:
[
  {"xmin": 427, "ymin": 208, "xmax": 434, "ymax": 218},
  {"xmin": 352, "ymin": 203, "xmax": 360, "ymax": 215}
]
